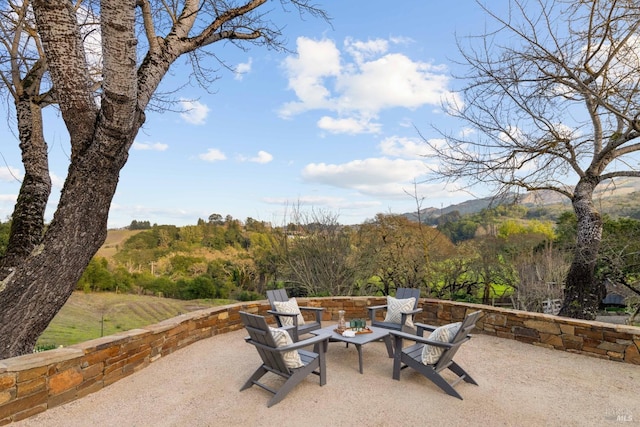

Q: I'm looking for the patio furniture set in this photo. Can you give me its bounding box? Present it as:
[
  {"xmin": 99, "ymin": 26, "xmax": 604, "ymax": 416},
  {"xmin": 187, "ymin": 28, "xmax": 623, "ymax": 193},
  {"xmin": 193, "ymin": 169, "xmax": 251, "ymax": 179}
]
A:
[{"xmin": 240, "ymin": 288, "xmax": 483, "ymax": 407}]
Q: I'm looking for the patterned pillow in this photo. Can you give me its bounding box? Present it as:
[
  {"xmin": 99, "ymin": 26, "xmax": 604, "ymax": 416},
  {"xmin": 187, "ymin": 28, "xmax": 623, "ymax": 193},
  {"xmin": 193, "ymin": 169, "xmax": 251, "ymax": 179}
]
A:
[
  {"xmin": 383, "ymin": 296, "xmax": 416, "ymax": 328},
  {"xmin": 269, "ymin": 327, "xmax": 304, "ymax": 369},
  {"xmin": 421, "ymin": 322, "xmax": 462, "ymax": 365},
  {"xmin": 273, "ymin": 297, "xmax": 306, "ymax": 327}
]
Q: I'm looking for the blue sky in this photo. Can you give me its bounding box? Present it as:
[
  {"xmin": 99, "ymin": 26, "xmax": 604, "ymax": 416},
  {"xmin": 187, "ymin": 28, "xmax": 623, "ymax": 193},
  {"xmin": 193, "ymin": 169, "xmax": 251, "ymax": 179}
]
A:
[{"xmin": 0, "ymin": 2, "xmax": 506, "ymax": 228}]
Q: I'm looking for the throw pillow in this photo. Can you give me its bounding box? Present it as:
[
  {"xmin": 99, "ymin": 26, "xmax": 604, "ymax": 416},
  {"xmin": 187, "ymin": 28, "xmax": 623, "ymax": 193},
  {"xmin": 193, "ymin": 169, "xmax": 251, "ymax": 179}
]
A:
[
  {"xmin": 421, "ymin": 322, "xmax": 462, "ymax": 365},
  {"xmin": 269, "ymin": 327, "xmax": 304, "ymax": 369},
  {"xmin": 273, "ymin": 297, "xmax": 306, "ymax": 327},
  {"xmin": 383, "ymin": 296, "xmax": 416, "ymax": 328}
]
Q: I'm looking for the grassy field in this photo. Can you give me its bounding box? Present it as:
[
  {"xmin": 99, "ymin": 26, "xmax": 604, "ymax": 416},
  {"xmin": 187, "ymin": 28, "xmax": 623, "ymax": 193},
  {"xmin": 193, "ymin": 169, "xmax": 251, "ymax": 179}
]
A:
[
  {"xmin": 37, "ymin": 292, "xmax": 236, "ymax": 348},
  {"xmin": 95, "ymin": 228, "xmax": 142, "ymax": 259}
]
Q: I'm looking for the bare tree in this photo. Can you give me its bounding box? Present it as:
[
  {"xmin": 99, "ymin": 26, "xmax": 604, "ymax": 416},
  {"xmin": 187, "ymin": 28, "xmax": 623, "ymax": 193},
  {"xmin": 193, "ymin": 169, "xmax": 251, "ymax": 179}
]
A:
[
  {"xmin": 0, "ymin": 0, "xmax": 328, "ymax": 358},
  {"xmin": 425, "ymin": 0, "xmax": 640, "ymax": 319},
  {"xmin": 276, "ymin": 207, "xmax": 355, "ymax": 296}
]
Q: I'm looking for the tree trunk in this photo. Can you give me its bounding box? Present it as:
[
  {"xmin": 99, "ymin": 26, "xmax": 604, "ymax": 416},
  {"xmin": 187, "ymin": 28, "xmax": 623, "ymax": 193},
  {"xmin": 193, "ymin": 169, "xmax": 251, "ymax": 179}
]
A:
[
  {"xmin": 0, "ymin": 0, "xmax": 141, "ymax": 359},
  {"xmin": 559, "ymin": 179, "xmax": 606, "ymax": 319},
  {"xmin": 0, "ymin": 97, "xmax": 51, "ymax": 278}
]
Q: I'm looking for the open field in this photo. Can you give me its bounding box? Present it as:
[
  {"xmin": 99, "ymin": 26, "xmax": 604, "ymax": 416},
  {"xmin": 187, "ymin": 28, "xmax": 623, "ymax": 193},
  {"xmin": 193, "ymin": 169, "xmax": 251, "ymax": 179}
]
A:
[
  {"xmin": 37, "ymin": 292, "xmax": 235, "ymax": 348},
  {"xmin": 95, "ymin": 228, "xmax": 142, "ymax": 259}
]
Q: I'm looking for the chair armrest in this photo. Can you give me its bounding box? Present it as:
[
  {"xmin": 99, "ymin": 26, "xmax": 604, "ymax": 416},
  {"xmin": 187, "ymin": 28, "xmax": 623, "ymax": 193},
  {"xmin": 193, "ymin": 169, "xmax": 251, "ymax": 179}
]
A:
[
  {"xmin": 299, "ymin": 306, "xmax": 323, "ymax": 323},
  {"xmin": 414, "ymin": 322, "xmax": 438, "ymax": 335},
  {"xmin": 249, "ymin": 333, "xmax": 331, "ymax": 353},
  {"xmin": 368, "ymin": 304, "xmax": 388, "ymax": 322},
  {"xmin": 267, "ymin": 309, "xmax": 298, "ymax": 318},
  {"xmin": 388, "ymin": 330, "xmax": 455, "ymax": 349},
  {"xmin": 267, "ymin": 309, "xmax": 301, "ymax": 340},
  {"xmin": 299, "ymin": 306, "xmax": 324, "ymax": 312}
]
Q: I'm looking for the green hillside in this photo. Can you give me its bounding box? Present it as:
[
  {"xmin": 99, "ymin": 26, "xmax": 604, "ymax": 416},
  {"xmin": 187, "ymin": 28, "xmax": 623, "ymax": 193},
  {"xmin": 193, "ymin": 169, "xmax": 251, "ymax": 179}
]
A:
[{"xmin": 37, "ymin": 292, "xmax": 234, "ymax": 348}]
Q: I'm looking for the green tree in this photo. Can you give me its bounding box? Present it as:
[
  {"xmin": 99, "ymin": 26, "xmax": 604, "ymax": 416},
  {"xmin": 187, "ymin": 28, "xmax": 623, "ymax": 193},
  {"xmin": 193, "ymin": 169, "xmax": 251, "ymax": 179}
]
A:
[
  {"xmin": 77, "ymin": 257, "xmax": 116, "ymax": 292},
  {"xmin": 355, "ymin": 214, "xmax": 455, "ymax": 296},
  {"xmin": 0, "ymin": 221, "xmax": 10, "ymax": 256}
]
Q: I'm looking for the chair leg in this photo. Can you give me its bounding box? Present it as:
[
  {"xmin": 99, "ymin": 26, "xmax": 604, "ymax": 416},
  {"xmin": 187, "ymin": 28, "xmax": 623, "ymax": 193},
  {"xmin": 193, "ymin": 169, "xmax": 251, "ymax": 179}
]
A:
[
  {"xmin": 267, "ymin": 362, "xmax": 318, "ymax": 407},
  {"xmin": 240, "ymin": 366, "xmax": 268, "ymax": 391},
  {"xmin": 392, "ymin": 339, "xmax": 404, "ymax": 381},
  {"xmin": 448, "ymin": 361, "xmax": 478, "ymax": 385},
  {"xmin": 423, "ymin": 368, "xmax": 463, "ymax": 400}
]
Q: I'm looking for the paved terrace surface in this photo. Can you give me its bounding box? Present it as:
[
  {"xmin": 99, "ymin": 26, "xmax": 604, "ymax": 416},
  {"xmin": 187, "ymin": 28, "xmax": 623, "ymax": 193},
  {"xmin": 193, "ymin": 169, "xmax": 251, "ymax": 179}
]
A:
[{"xmin": 12, "ymin": 324, "xmax": 639, "ymax": 427}]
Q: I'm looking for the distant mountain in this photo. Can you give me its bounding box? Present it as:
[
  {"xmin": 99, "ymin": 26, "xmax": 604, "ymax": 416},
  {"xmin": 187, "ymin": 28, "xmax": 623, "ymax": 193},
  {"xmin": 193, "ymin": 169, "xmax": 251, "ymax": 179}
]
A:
[{"xmin": 404, "ymin": 178, "xmax": 640, "ymax": 222}]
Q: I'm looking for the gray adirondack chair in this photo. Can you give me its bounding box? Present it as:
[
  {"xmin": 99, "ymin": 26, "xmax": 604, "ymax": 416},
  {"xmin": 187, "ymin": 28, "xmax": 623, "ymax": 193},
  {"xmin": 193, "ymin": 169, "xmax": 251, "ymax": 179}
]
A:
[
  {"xmin": 266, "ymin": 289, "xmax": 324, "ymax": 341},
  {"xmin": 367, "ymin": 287, "xmax": 422, "ymax": 331},
  {"xmin": 239, "ymin": 311, "xmax": 331, "ymax": 407},
  {"xmin": 389, "ymin": 310, "xmax": 483, "ymax": 400}
]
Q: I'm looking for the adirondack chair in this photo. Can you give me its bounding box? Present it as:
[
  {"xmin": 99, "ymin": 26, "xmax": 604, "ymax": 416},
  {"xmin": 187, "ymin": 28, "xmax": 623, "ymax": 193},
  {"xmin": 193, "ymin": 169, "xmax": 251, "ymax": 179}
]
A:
[
  {"xmin": 367, "ymin": 287, "xmax": 422, "ymax": 331},
  {"xmin": 267, "ymin": 289, "xmax": 324, "ymax": 341},
  {"xmin": 239, "ymin": 311, "xmax": 331, "ymax": 407},
  {"xmin": 389, "ymin": 310, "xmax": 483, "ymax": 400}
]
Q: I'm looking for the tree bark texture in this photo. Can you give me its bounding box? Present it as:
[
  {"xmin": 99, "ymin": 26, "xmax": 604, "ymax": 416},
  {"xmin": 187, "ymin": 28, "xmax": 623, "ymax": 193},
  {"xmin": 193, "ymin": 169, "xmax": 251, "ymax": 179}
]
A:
[
  {"xmin": 0, "ymin": 0, "xmax": 141, "ymax": 358},
  {"xmin": 559, "ymin": 179, "xmax": 606, "ymax": 319},
  {"xmin": 0, "ymin": 97, "xmax": 51, "ymax": 278}
]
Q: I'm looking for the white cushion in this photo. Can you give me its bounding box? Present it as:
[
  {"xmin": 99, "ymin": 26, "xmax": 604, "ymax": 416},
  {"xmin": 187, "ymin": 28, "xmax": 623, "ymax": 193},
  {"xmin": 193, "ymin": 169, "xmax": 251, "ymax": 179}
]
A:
[
  {"xmin": 383, "ymin": 296, "xmax": 416, "ymax": 328},
  {"xmin": 269, "ymin": 327, "xmax": 304, "ymax": 369},
  {"xmin": 421, "ymin": 322, "xmax": 462, "ymax": 365},
  {"xmin": 273, "ymin": 297, "xmax": 306, "ymax": 327}
]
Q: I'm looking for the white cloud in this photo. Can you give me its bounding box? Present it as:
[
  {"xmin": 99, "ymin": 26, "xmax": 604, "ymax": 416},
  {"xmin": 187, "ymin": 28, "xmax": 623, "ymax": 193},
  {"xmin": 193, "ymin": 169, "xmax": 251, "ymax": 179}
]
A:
[
  {"xmin": 252, "ymin": 151, "xmax": 273, "ymax": 164},
  {"xmin": 50, "ymin": 172, "xmax": 65, "ymax": 189},
  {"xmin": 0, "ymin": 166, "xmax": 23, "ymax": 182},
  {"xmin": 239, "ymin": 150, "xmax": 273, "ymax": 164},
  {"xmin": 378, "ymin": 136, "xmax": 428, "ymax": 158},
  {"xmin": 279, "ymin": 38, "xmax": 342, "ymax": 117},
  {"xmin": 179, "ymin": 99, "xmax": 210, "ymax": 125},
  {"xmin": 336, "ymin": 53, "xmax": 452, "ymax": 112},
  {"xmin": 199, "ymin": 148, "xmax": 227, "ymax": 162},
  {"xmin": 344, "ymin": 37, "xmax": 389, "ymax": 64},
  {"xmin": 0, "ymin": 194, "xmax": 17, "ymax": 202},
  {"xmin": 234, "ymin": 58, "xmax": 253, "ymax": 80},
  {"xmin": 302, "ymin": 157, "xmax": 428, "ymax": 198},
  {"xmin": 279, "ymin": 37, "xmax": 460, "ymax": 134},
  {"xmin": 459, "ymin": 127, "xmax": 475, "ymax": 138},
  {"xmin": 133, "ymin": 141, "xmax": 169, "ymax": 151},
  {"xmin": 317, "ymin": 116, "xmax": 381, "ymax": 134}
]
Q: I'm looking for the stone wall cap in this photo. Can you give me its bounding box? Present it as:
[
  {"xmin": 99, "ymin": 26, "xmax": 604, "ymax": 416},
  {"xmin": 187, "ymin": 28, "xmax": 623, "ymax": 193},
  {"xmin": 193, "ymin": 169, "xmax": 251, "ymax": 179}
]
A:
[{"xmin": 1, "ymin": 347, "xmax": 83, "ymax": 371}]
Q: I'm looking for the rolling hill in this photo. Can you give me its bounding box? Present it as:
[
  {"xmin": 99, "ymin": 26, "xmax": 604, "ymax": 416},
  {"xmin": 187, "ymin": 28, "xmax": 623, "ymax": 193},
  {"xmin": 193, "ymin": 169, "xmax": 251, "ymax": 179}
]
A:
[{"xmin": 404, "ymin": 178, "xmax": 640, "ymax": 222}]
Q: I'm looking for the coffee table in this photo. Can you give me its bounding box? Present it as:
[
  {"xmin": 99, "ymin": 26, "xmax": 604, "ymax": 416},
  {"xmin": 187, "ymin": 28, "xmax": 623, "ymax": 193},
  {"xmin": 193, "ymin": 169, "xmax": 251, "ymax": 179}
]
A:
[{"xmin": 311, "ymin": 324, "xmax": 394, "ymax": 374}]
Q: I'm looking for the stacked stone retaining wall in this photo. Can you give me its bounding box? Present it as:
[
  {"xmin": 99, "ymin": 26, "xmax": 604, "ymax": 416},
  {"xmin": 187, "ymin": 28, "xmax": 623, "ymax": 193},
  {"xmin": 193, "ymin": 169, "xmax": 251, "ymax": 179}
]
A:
[{"xmin": 1, "ymin": 297, "xmax": 638, "ymax": 424}]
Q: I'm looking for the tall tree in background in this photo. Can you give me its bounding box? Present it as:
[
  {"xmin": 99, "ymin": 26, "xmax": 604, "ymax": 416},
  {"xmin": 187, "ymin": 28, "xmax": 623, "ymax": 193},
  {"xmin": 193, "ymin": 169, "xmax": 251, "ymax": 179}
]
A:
[
  {"xmin": 427, "ymin": 0, "xmax": 640, "ymax": 319},
  {"xmin": 355, "ymin": 214, "xmax": 455, "ymax": 296},
  {"xmin": 0, "ymin": 0, "xmax": 327, "ymax": 358}
]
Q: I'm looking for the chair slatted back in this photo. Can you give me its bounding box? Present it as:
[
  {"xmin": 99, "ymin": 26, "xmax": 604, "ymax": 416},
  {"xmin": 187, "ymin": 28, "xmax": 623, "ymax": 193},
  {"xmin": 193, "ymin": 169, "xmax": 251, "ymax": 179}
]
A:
[
  {"xmin": 434, "ymin": 310, "xmax": 482, "ymax": 371},
  {"xmin": 267, "ymin": 289, "xmax": 289, "ymax": 304},
  {"xmin": 266, "ymin": 289, "xmax": 291, "ymax": 329},
  {"xmin": 240, "ymin": 311, "xmax": 289, "ymax": 374},
  {"xmin": 395, "ymin": 287, "xmax": 420, "ymax": 309}
]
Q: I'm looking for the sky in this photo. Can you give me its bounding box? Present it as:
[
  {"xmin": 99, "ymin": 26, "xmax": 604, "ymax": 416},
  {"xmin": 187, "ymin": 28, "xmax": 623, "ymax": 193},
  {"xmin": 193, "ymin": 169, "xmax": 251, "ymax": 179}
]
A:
[{"xmin": 0, "ymin": 2, "xmax": 509, "ymax": 229}]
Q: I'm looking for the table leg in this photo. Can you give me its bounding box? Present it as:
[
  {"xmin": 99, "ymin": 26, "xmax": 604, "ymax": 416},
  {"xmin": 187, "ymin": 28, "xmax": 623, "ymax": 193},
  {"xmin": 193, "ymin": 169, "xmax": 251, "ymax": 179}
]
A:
[
  {"xmin": 383, "ymin": 335, "xmax": 394, "ymax": 358},
  {"xmin": 356, "ymin": 344, "xmax": 364, "ymax": 374}
]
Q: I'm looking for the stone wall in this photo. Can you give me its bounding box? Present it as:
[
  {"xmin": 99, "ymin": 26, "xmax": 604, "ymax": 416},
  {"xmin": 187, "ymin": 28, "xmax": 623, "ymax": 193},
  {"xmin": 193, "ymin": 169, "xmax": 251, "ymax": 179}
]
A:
[{"xmin": 1, "ymin": 297, "xmax": 639, "ymax": 424}]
